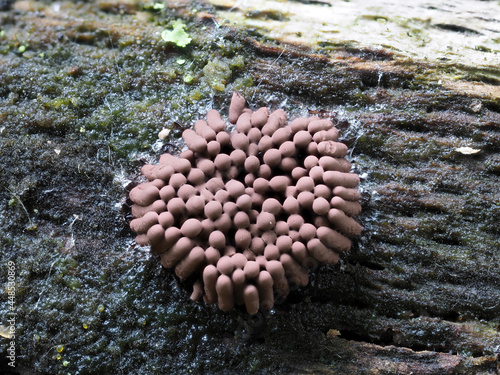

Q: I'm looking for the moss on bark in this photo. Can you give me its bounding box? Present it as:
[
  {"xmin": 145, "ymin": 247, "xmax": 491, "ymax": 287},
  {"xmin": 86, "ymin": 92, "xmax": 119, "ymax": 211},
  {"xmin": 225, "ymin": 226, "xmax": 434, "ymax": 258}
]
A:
[{"xmin": 1, "ymin": 0, "xmax": 499, "ymax": 374}]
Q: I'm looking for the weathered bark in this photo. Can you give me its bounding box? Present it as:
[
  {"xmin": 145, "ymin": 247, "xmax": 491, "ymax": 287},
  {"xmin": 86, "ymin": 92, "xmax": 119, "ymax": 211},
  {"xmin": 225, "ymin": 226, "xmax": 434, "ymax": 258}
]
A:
[{"xmin": 0, "ymin": 0, "xmax": 499, "ymax": 374}]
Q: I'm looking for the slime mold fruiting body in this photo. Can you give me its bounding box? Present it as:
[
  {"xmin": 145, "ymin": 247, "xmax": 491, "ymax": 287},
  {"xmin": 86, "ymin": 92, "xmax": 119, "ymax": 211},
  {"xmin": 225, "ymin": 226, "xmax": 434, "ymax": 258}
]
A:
[{"xmin": 129, "ymin": 93, "xmax": 362, "ymax": 314}]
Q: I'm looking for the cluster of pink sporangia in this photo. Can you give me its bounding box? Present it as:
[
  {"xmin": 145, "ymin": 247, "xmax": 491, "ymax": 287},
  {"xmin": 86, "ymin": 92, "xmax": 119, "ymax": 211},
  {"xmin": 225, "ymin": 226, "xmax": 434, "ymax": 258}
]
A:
[{"xmin": 129, "ymin": 93, "xmax": 362, "ymax": 315}]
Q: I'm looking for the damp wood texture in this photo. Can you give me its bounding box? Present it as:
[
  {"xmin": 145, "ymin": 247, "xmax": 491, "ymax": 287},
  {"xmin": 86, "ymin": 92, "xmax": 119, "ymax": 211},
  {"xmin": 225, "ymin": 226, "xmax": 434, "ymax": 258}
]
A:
[{"xmin": 0, "ymin": 0, "xmax": 499, "ymax": 374}]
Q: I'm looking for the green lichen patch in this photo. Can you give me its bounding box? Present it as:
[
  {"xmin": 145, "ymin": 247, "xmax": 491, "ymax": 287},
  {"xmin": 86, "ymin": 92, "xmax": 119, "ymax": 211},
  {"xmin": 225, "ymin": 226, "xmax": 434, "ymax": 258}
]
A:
[
  {"xmin": 1, "ymin": 0, "xmax": 500, "ymax": 374},
  {"xmin": 161, "ymin": 20, "xmax": 192, "ymax": 47}
]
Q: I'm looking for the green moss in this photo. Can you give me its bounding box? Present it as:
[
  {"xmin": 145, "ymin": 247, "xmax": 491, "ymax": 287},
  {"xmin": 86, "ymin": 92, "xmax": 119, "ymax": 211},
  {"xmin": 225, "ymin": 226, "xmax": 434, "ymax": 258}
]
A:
[
  {"xmin": 63, "ymin": 276, "xmax": 82, "ymax": 290},
  {"xmin": 202, "ymin": 58, "xmax": 233, "ymax": 91},
  {"xmin": 1, "ymin": 0, "xmax": 500, "ymax": 374}
]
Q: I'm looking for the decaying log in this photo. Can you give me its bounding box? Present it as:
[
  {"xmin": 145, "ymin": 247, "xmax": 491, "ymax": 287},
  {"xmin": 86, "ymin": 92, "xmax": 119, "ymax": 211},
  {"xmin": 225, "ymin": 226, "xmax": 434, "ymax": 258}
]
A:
[{"xmin": 0, "ymin": 0, "xmax": 498, "ymax": 374}]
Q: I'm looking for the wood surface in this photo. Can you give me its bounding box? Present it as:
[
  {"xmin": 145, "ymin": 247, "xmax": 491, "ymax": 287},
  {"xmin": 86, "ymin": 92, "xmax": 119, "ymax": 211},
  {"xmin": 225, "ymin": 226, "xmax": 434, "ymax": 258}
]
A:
[{"xmin": 0, "ymin": 0, "xmax": 499, "ymax": 374}]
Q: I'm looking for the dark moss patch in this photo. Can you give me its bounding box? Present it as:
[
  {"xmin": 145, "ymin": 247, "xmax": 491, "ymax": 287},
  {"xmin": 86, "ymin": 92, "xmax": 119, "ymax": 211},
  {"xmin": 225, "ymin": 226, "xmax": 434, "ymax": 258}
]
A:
[{"xmin": 1, "ymin": 0, "xmax": 500, "ymax": 374}]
